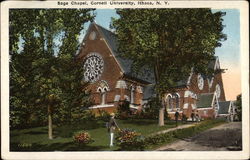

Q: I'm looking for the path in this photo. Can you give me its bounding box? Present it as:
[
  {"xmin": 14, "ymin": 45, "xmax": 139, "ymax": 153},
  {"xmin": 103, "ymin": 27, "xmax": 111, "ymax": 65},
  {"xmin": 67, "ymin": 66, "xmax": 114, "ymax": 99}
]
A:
[
  {"xmin": 156, "ymin": 122, "xmax": 242, "ymax": 151},
  {"xmin": 151, "ymin": 122, "xmax": 197, "ymax": 136}
]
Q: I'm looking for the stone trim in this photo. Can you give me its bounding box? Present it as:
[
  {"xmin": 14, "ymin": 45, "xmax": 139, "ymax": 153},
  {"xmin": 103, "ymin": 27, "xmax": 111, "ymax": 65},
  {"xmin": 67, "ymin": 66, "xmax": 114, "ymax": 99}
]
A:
[
  {"xmin": 167, "ymin": 111, "xmax": 183, "ymax": 114},
  {"xmin": 129, "ymin": 104, "xmax": 139, "ymax": 109},
  {"xmin": 89, "ymin": 104, "xmax": 114, "ymax": 109},
  {"xmin": 114, "ymin": 95, "xmax": 121, "ymax": 102},
  {"xmin": 197, "ymin": 107, "xmax": 213, "ymax": 110},
  {"xmin": 115, "ymin": 80, "xmax": 127, "ymax": 89}
]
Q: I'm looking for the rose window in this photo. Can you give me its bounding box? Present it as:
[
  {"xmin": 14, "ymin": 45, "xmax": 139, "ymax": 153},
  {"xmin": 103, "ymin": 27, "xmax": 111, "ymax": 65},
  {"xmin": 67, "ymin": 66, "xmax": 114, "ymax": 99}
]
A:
[
  {"xmin": 197, "ymin": 74, "xmax": 204, "ymax": 90},
  {"xmin": 83, "ymin": 53, "xmax": 104, "ymax": 83},
  {"xmin": 215, "ymin": 84, "xmax": 221, "ymax": 99}
]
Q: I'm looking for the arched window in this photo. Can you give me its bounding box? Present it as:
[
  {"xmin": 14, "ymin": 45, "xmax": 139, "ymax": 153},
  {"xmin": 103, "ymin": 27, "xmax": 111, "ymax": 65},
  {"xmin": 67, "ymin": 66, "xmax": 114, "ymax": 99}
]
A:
[
  {"xmin": 101, "ymin": 92, "xmax": 106, "ymax": 105},
  {"xmin": 165, "ymin": 94, "xmax": 173, "ymax": 111},
  {"xmin": 173, "ymin": 93, "xmax": 180, "ymax": 109},
  {"xmin": 130, "ymin": 85, "xmax": 135, "ymax": 104},
  {"xmin": 97, "ymin": 81, "xmax": 109, "ymax": 105}
]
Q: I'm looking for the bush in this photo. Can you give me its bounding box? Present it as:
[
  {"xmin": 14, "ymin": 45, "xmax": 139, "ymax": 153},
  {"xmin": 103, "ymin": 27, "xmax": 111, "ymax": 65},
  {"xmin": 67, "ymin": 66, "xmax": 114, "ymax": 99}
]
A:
[
  {"xmin": 145, "ymin": 132, "xmax": 175, "ymax": 145},
  {"xmin": 80, "ymin": 110, "xmax": 96, "ymax": 121},
  {"xmin": 73, "ymin": 131, "xmax": 94, "ymax": 145},
  {"xmin": 116, "ymin": 100, "xmax": 131, "ymax": 120},
  {"xmin": 96, "ymin": 109, "xmax": 111, "ymax": 121},
  {"xmin": 142, "ymin": 98, "xmax": 159, "ymax": 119},
  {"xmin": 116, "ymin": 128, "xmax": 146, "ymax": 151}
]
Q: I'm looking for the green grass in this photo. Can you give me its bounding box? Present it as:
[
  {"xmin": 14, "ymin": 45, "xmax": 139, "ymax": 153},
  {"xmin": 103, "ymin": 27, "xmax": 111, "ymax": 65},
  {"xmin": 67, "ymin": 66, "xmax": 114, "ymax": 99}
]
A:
[{"xmin": 10, "ymin": 119, "xmax": 180, "ymax": 151}]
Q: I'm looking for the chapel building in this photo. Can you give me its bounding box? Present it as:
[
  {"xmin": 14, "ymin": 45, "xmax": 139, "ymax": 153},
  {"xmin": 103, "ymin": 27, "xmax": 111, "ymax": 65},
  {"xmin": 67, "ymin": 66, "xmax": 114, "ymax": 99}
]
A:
[{"xmin": 77, "ymin": 22, "xmax": 230, "ymax": 120}]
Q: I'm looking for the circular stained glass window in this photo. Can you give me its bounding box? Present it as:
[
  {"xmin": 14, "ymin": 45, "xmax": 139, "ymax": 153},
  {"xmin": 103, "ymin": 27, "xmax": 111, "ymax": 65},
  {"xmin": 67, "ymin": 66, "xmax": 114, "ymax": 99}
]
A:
[
  {"xmin": 215, "ymin": 84, "xmax": 221, "ymax": 98},
  {"xmin": 83, "ymin": 53, "xmax": 104, "ymax": 83},
  {"xmin": 197, "ymin": 74, "xmax": 204, "ymax": 90}
]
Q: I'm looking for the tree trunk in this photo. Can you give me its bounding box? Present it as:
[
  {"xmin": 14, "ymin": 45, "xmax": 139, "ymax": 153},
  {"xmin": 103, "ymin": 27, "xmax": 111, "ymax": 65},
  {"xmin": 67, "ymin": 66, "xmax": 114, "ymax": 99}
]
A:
[
  {"xmin": 158, "ymin": 96, "xmax": 165, "ymax": 126},
  {"xmin": 158, "ymin": 107, "xmax": 165, "ymax": 126},
  {"xmin": 48, "ymin": 104, "xmax": 53, "ymax": 139}
]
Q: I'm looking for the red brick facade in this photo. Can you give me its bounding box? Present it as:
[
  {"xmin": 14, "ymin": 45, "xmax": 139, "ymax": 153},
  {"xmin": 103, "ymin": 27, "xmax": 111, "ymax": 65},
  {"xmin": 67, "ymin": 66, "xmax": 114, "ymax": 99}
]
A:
[
  {"xmin": 78, "ymin": 23, "xmax": 146, "ymax": 115},
  {"xmin": 165, "ymin": 63, "xmax": 226, "ymax": 119},
  {"xmin": 78, "ymin": 23, "xmax": 227, "ymax": 120}
]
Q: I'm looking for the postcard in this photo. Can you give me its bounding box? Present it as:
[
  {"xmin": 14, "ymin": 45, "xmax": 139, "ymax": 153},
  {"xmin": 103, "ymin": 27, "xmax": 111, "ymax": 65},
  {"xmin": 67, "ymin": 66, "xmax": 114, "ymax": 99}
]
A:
[{"xmin": 1, "ymin": 0, "xmax": 249, "ymax": 160}]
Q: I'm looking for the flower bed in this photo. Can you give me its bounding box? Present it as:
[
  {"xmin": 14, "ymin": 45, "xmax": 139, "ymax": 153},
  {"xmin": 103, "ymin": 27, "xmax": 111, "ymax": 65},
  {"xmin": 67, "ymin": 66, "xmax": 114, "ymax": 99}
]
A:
[
  {"xmin": 73, "ymin": 131, "xmax": 94, "ymax": 145},
  {"xmin": 116, "ymin": 128, "xmax": 146, "ymax": 151}
]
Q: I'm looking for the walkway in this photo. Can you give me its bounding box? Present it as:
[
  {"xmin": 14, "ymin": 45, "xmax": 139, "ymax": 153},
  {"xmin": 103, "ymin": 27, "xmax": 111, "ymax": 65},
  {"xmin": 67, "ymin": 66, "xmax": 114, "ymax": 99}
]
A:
[
  {"xmin": 156, "ymin": 122, "xmax": 242, "ymax": 151},
  {"xmin": 150, "ymin": 122, "xmax": 198, "ymax": 136}
]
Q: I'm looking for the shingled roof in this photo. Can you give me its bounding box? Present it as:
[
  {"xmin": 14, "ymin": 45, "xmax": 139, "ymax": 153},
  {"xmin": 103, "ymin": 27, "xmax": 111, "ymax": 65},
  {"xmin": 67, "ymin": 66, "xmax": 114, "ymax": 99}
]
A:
[
  {"xmin": 94, "ymin": 24, "xmax": 155, "ymax": 84},
  {"xmin": 196, "ymin": 93, "xmax": 215, "ymax": 108},
  {"xmin": 218, "ymin": 101, "xmax": 231, "ymax": 114}
]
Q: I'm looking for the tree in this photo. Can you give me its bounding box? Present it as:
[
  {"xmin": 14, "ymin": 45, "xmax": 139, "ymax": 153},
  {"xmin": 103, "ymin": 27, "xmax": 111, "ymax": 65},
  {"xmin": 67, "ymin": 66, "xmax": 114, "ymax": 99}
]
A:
[
  {"xmin": 112, "ymin": 9, "xmax": 226, "ymax": 126},
  {"xmin": 9, "ymin": 9, "xmax": 95, "ymax": 138},
  {"xmin": 235, "ymin": 94, "xmax": 242, "ymax": 121}
]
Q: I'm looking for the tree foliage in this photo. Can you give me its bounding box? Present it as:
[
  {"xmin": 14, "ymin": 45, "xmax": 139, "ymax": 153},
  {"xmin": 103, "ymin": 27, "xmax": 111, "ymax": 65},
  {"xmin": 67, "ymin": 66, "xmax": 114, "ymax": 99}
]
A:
[
  {"xmin": 9, "ymin": 9, "xmax": 95, "ymax": 130},
  {"xmin": 235, "ymin": 94, "xmax": 242, "ymax": 121},
  {"xmin": 112, "ymin": 9, "xmax": 226, "ymax": 125}
]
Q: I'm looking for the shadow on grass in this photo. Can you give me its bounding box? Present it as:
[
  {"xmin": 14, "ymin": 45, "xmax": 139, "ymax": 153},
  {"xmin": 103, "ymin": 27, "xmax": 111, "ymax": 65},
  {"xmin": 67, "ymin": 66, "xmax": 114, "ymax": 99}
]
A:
[
  {"xmin": 120, "ymin": 119, "xmax": 157, "ymax": 126},
  {"xmin": 10, "ymin": 141, "xmax": 107, "ymax": 151},
  {"xmin": 121, "ymin": 119, "xmax": 189, "ymax": 126},
  {"xmin": 24, "ymin": 131, "xmax": 47, "ymax": 135},
  {"xmin": 54, "ymin": 121, "xmax": 105, "ymax": 138}
]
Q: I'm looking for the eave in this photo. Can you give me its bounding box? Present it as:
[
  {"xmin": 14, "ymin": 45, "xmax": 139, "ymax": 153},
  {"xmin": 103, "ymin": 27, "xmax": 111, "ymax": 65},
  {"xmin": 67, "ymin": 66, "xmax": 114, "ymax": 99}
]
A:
[{"xmin": 122, "ymin": 74, "xmax": 152, "ymax": 85}]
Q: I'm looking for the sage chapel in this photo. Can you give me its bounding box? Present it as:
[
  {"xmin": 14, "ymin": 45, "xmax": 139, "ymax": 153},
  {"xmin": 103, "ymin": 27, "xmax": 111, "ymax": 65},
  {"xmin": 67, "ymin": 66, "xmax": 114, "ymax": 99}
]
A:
[{"xmin": 77, "ymin": 23, "xmax": 235, "ymax": 120}]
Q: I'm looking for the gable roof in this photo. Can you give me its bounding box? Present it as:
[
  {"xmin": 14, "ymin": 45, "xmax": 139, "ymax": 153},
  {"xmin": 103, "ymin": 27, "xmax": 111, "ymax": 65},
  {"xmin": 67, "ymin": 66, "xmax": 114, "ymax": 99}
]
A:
[
  {"xmin": 94, "ymin": 23, "xmax": 155, "ymax": 84},
  {"xmin": 79, "ymin": 23, "xmax": 221, "ymax": 89},
  {"xmin": 218, "ymin": 101, "xmax": 231, "ymax": 114},
  {"xmin": 96, "ymin": 24, "xmax": 132, "ymax": 73},
  {"xmin": 196, "ymin": 93, "xmax": 215, "ymax": 108}
]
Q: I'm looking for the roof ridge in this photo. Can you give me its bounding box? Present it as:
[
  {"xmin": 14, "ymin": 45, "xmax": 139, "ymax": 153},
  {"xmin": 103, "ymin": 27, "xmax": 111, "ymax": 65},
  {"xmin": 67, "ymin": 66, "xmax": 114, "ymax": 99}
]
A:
[{"xmin": 94, "ymin": 23, "xmax": 116, "ymax": 35}]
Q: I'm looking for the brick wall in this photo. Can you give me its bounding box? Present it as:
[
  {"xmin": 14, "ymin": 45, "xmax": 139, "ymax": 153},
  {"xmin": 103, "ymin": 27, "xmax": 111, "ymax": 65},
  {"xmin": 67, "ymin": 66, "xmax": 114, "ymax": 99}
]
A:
[
  {"xmin": 78, "ymin": 24, "xmax": 145, "ymax": 113},
  {"xmin": 166, "ymin": 70, "xmax": 226, "ymax": 120},
  {"xmin": 78, "ymin": 24, "xmax": 122, "ymax": 106}
]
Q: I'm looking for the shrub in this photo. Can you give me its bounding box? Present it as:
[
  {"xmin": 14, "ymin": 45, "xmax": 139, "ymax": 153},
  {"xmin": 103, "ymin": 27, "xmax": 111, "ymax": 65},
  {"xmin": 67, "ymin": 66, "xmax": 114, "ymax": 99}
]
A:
[
  {"xmin": 73, "ymin": 131, "xmax": 94, "ymax": 145},
  {"xmin": 145, "ymin": 132, "xmax": 175, "ymax": 145},
  {"xmin": 81, "ymin": 110, "xmax": 96, "ymax": 121},
  {"xmin": 97, "ymin": 109, "xmax": 110, "ymax": 121},
  {"xmin": 116, "ymin": 128, "xmax": 146, "ymax": 151},
  {"xmin": 142, "ymin": 98, "xmax": 159, "ymax": 119},
  {"xmin": 116, "ymin": 100, "xmax": 131, "ymax": 120}
]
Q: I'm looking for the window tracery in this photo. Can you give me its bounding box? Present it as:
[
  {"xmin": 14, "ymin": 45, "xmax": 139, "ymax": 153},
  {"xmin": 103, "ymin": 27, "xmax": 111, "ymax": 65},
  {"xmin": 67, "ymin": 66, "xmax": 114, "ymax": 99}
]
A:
[{"xmin": 83, "ymin": 53, "xmax": 104, "ymax": 83}]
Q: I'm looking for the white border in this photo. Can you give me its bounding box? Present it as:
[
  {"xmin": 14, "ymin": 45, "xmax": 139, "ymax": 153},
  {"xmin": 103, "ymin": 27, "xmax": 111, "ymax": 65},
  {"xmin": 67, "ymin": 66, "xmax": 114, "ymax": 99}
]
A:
[{"xmin": 1, "ymin": 1, "xmax": 249, "ymax": 160}]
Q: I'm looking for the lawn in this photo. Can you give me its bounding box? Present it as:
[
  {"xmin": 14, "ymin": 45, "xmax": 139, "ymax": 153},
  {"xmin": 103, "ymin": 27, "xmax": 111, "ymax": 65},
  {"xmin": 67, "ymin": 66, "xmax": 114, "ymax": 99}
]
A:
[{"xmin": 10, "ymin": 119, "xmax": 181, "ymax": 151}]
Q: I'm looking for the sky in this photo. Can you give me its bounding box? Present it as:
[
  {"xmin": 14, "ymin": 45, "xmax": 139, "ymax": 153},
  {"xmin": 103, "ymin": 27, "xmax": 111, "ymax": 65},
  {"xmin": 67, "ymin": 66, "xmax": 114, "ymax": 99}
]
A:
[
  {"xmin": 213, "ymin": 9, "xmax": 241, "ymax": 101},
  {"xmin": 80, "ymin": 9, "xmax": 241, "ymax": 101}
]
